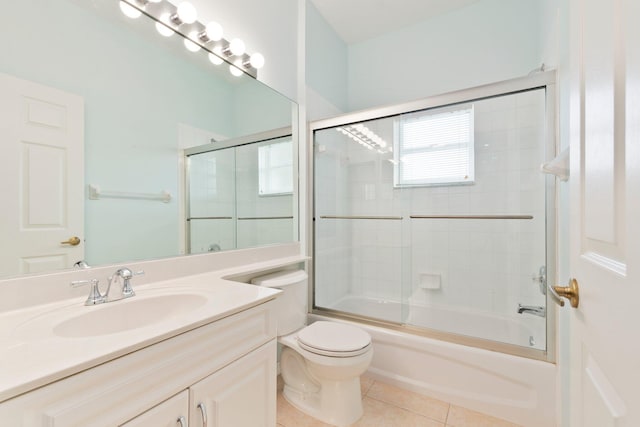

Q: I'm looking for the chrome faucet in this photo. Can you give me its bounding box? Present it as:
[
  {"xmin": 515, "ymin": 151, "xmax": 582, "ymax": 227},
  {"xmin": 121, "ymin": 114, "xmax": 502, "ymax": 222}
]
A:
[
  {"xmin": 70, "ymin": 268, "xmax": 144, "ymax": 306},
  {"xmin": 104, "ymin": 268, "xmax": 144, "ymax": 302},
  {"xmin": 517, "ymin": 304, "xmax": 546, "ymax": 317}
]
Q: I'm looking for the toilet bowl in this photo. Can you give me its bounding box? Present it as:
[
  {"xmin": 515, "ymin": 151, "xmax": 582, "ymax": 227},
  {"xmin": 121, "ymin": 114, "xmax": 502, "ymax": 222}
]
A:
[{"xmin": 251, "ymin": 270, "xmax": 373, "ymax": 427}]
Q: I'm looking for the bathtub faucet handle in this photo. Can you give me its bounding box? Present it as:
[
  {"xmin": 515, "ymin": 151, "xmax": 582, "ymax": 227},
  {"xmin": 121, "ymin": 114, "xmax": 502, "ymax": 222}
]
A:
[{"xmin": 517, "ymin": 304, "xmax": 546, "ymax": 317}]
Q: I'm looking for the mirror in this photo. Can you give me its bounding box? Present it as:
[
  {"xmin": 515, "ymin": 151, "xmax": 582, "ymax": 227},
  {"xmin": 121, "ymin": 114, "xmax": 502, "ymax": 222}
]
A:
[
  {"xmin": 186, "ymin": 130, "xmax": 296, "ymax": 253},
  {"xmin": 0, "ymin": 0, "xmax": 298, "ymax": 279}
]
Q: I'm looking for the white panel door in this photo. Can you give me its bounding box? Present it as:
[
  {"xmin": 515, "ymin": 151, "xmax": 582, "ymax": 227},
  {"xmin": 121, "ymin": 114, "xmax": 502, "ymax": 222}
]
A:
[
  {"xmin": 0, "ymin": 72, "xmax": 84, "ymax": 276},
  {"xmin": 567, "ymin": 0, "xmax": 640, "ymax": 425}
]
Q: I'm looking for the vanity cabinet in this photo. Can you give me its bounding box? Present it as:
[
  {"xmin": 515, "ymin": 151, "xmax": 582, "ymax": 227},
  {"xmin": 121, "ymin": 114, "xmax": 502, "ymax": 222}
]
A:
[
  {"xmin": 120, "ymin": 390, "xmax": 189, "ymax": 427},
  {"xmin": 0, "ymin": 301, "xmax": 277, "ymax": 427}
]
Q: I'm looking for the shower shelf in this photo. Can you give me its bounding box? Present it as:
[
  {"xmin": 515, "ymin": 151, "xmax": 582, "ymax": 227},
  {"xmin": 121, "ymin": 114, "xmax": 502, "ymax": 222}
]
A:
[{"xmin": 410, "ymin": 215, "xmax": 533, "ymax": 220}]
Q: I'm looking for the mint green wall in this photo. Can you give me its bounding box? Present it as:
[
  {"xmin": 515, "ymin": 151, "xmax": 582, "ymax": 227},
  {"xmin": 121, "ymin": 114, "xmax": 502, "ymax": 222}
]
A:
[
  {"xmin": 305, "ymin": 0, "xmax": 349, "ymax": 112},
  {"xmin": 233, "ymin": 82, "xmax": 294, "ymax": 137},
  {"xmin": 347, "ymin": 0, "xmax": 543, "ymax": 110}
]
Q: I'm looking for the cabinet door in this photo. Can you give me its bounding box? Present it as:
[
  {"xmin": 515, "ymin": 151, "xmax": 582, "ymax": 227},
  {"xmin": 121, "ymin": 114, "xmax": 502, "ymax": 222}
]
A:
[
  {"xmin": 190, "ymin": 340, "xmax": 276, "ymax": 427},
  {"xmin": 121, "ymin": 390, "xmax": 189, "ymax": 427}
]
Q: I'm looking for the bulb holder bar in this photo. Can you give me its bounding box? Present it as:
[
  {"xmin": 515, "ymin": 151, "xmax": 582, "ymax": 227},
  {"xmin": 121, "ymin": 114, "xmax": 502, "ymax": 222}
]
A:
[{"xmin": 122, "ymin": 0, "xmax": 258, "ymax": 78}]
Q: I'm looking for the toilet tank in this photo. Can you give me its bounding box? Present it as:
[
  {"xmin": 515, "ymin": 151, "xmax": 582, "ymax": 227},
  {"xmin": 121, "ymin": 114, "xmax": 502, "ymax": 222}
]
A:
[{"xmin": 251, "ymin": 269, "xmax": 308, "ymax": 335}]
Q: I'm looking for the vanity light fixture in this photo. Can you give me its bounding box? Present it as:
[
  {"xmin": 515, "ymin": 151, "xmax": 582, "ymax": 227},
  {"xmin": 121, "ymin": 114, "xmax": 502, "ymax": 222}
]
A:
[
  {"xmin": 228, "ymin": 38, "xmax": 246, "ymax": 56},
  {"xmin": 119, "ymin": 1, "xmax": 142, "ymax": 19},
  {"xmin": 229, "ymin": 61, "xmax": 244, "ymax": 77},
  {"xmin": 155, "ymin": 13, "xmax": 175, "ymax": 37},
  {"xmin": 184, "ymin": 32, "xmax": 202, "ymax": 52},
  {"xmin": 208, "ymin": 46, "xmax": 224, "ymax": 65},
  {"xmin": 246, "ymin": 53, "xmax": 265, "ymax": 70},
  {"xmin": 200, "ymin": 21, "xmax": 224, "ymax": 43},
  {"xmin": 170, "ymin": 1, "xmax": 198, "ymax": 25},
  {"xmin": 119, "ymin": 0, "xmax": 264, "ymax": 78}
]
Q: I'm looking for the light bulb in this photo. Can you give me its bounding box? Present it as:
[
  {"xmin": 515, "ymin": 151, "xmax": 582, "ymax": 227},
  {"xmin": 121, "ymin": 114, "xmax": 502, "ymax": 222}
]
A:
[
  {"xmin": 184, "ymin": 32, "xmax": 201, "ymax": 52},
  {"xmin": 208, "ymin": 47, "xmax": 223, "ymax": 65},
  {"xmin": 205, "ymin": 22, "xmax": 223, "ymax": 41},
  {"xmin": 177, "ymin": 2, "xmax": 197, "ymax": 24},
  {"xmin": 249, "ymin": 53, "xmax": 265, "ymax": 69},
  {"xmin": 229, "ymin": 38, "xmax": 246, "ymax": 56},
  {"xmin": 155, "ymin": 13, "xmax": 174, "ymax": 37},
  {"xmin": 229, "ymin": 61, "xmax": 243, "ymax": 77},
  {"xmin": 119, "ymin": 1, "xmax": 142, "ymax": 19}
]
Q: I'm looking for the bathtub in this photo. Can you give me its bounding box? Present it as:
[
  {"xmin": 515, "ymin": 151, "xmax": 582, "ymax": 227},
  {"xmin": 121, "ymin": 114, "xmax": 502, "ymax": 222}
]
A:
[
  {"xmin": 328, "ymin": 295, "xmax": 546, "ymax": 349},
  {"xmin": 310, "ymin": 298, "xmax": 556, "ymax": 427}
]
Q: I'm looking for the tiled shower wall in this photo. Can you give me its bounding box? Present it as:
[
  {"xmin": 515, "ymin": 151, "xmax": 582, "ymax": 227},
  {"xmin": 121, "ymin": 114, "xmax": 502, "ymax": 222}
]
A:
[{"xmin": 315, "ymin": 89, "xmax": 548, "ymax": 322}]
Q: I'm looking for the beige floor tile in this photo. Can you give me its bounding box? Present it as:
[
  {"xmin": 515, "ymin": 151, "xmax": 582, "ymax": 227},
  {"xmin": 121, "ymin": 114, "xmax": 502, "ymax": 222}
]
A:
[
  {"xmin": 360, "ymin": 375, "xmax": 375, "ymax": 396},
  {"xmin": 366, "ymin": 381, "xmax": 450, "ymax": 423},
  {"xmin": 353, "ymin": 397, "xmax": 445, "ymax": 427},
  {"xmin": 277, "ymin": 392, "xmax": 334, "ymax": 427},
  {"xmin": 446, "ymin": 405, "xmax": 521, "ymax": 427}
]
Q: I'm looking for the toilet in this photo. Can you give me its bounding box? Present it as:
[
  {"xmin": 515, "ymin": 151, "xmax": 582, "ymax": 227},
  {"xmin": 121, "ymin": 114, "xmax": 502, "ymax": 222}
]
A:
[{"xmin": 251, "ymin": 269, "xmax": 373, "ymax": 427}]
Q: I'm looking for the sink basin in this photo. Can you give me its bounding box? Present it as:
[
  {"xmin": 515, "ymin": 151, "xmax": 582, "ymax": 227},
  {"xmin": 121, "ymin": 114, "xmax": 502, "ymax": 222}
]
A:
[
  {"xmin": 15, "ymin": 291, "xmax": 209, "ymax": 340},
  {"xmin": 53, "ymin": 293, "xmax": 208, "ymax": 338}
]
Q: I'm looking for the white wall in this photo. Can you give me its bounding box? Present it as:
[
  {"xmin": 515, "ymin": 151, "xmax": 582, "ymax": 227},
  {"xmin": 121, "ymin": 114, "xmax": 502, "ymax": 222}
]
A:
[
  {"xmin": 538, "ymin": 0, "xmax": 571, "ymax": 426},
  {"xmin": 305, "ymin": 1, "xmax": 349, "ymax": 115},
  {"xmin": 347, "ymin": 0, "xmax": 543, "ymax": 111}
]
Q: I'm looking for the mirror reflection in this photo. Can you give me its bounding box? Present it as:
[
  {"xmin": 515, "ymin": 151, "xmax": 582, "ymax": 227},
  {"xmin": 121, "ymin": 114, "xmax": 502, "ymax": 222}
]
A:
[
  {"xmin": 187, "ymin": 130, "xmax": 295, "ymax": 253},
  {"xmin": 0, "ymin": 0, "xmax": 298, "ymax": 279}
]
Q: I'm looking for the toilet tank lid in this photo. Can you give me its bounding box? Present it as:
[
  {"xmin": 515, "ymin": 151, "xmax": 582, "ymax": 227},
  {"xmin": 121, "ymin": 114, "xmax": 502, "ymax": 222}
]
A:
[{"xmin": 251, "ymin": 269, "xmax": 308, "ymax": 288}]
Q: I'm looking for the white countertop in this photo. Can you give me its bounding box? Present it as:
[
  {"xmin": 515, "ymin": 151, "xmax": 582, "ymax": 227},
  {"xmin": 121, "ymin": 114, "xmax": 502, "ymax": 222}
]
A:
[{"xmin": 0, "ymin": 265, "xmax": 292, "ymax": 403}]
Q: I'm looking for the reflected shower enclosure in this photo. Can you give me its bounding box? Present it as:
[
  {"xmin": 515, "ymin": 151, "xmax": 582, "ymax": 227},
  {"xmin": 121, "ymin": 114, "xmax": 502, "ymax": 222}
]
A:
[
  {"xmin": 313, "ymin": 82, "xmax": 554, "ymax": 356},
  {"xmin": 186, "ymin": 131, "xmax": 296, "ymax": 253}
]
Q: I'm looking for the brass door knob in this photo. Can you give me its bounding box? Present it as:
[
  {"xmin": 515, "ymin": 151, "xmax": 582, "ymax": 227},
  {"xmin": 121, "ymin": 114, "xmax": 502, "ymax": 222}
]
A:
[
  {"xmin": 61, "ymin": 236, "xmax": 81, "ymax": 246},
  {"xmin": 550, "ymin": 278, "xmax": 580, "ymax": 308}
]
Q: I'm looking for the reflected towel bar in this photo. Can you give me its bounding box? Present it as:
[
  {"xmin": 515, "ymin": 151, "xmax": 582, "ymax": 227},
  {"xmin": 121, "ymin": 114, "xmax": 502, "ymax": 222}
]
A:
[
  {"xmin": 319, "ymin": 215, "xmax": 403, "ymax": 220},
  {"xmin": 237, "ymin": 216, "xmax": 294, "ymax": 220},
  {"xmin": 410, "ymin": 215, "xmax": 533, "ymax": 220},
  {"xmin": 187, "ymin": 216, "xmax": 233, "ymax": 220},
  {"xmin": 88, "ymin": 184, "xmax": 171, "ymax": 203}
]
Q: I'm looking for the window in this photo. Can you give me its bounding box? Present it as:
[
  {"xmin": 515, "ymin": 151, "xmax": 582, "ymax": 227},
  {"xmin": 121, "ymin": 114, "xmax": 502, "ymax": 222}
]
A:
[
  {"xmin": 394, "ymin": 105, "xmax": 474, "ymax": 187},
  {"xmin": 258, "ymin": 139, "xmax": 293, "ymax": 196}
]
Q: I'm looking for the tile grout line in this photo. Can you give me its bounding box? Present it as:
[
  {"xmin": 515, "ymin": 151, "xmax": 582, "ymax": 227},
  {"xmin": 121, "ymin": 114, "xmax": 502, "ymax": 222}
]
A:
[
  {"xmin": 364, "ymin": 393, "xmax": 450, "ymax": 425},
  {"xmin": 444, "ymin": 403, "xmax": 451, "ymax": 426}
]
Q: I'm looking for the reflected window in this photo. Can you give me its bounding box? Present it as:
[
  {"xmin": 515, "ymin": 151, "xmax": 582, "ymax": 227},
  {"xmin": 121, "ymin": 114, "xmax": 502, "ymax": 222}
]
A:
[
  {"xmin": 394, "ymin": 105, "xmax": 474, "ymax": 187},
  {"xmin": 258, "ymin": 139, "xmax": 293, "ymax": 196}
]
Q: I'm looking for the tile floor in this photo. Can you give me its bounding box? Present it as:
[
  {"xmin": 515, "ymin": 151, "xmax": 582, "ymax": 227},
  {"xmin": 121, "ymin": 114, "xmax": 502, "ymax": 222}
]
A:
[{"xmin": 276, "ymin": 375, "xmax": 522, "ymax": 427}]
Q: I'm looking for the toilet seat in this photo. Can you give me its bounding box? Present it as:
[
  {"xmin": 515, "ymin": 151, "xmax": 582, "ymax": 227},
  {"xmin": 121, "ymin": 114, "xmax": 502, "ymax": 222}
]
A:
[{"xmin": 296, "ymin": 321, "xmax": 371, "ymax": 357}]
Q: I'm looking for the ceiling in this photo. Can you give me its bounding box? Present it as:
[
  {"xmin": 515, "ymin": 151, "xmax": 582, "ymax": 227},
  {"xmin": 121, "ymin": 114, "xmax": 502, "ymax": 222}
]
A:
[{"xmin": 309, "ymin": 0, "xmax": 481, "ymax": 44}]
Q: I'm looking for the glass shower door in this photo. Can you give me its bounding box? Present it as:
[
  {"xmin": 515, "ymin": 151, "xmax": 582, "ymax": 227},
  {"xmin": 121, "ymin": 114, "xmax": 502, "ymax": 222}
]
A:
[
  {"xmin": 312, "ymin": 86, "xmax": 552, "ymax": 353},
  {"xmin": 402, "ymin": 89, "xmax": 548, "ymax": 350},
  {"xmin": 314, "ymin": 116, "xmax": 407, "ymax": 324}
]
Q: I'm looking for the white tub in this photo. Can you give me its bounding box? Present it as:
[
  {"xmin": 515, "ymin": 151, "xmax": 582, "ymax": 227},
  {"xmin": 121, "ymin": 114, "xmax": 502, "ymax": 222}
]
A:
[
  {"xmin": 311, "ymin": 298, "xmax": 556, "ymax": 427},
  {"xmin": 329, "ymin": 296, "xmax": 546, "ymax": 349}
]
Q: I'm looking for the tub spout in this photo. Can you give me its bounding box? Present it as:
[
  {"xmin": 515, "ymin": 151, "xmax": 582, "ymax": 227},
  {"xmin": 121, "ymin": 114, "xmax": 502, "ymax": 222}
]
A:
[{"xmin": 517, "ymin": 304, "xmax": 546, "ymax": 317}]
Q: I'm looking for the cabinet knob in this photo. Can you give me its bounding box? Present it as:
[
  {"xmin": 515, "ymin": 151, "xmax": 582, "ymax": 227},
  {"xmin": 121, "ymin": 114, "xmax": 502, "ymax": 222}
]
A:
[{"xmin": 176, "ymin": 415, "xmax": 187, "ymax": 427}]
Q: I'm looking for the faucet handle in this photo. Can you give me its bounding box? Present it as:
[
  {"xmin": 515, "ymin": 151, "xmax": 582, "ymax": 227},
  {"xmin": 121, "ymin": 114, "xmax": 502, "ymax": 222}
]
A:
[
  {"xmin": 70, "ymin": 279, "xmax": 104, "ymax": 305},
  {"xmin": 120, "ymin": 269, "xmax": 144, "ymax": 298}
]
